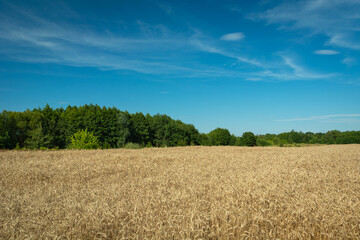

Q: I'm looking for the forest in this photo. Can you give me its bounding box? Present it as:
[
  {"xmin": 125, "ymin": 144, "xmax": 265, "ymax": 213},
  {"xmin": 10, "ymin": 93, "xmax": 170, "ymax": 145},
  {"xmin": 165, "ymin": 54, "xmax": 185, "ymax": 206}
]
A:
[{"xmin": 0, "ymin": 104, "xmax": 359, "ymax": 149}]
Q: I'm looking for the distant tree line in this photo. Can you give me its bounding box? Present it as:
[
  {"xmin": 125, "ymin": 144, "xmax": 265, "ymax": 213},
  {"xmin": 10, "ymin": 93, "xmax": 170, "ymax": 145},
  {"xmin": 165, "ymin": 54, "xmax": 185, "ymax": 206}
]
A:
[
  {"xmin": 255, "ymin": 130, "xmax": 360, "ymax": 146},
  {"xmin": 0, "ymin": 104, "xmax": 359, "ymax": 149}
]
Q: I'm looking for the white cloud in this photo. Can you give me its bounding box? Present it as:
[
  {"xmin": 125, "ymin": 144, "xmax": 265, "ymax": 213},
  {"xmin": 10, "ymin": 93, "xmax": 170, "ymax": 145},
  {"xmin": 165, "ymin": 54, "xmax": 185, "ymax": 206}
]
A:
[
  {"xmin": 0, "ymin": 1, "xmax": 343, "ymax": 83},
  {"xmin": 328, "ymin": 33, "xmax": 360, "ymax": 50},
  {"xmin": 319, "ymin": 118, "xmax": 360, "ymax": 124},
  {"xmin": 281, "ymin": 55, "xmax": 335, "ymax": 79},
  {"xmin": 251, "ymin": 0, "xmax": 360, "ymax": 50},
  {"xmin": 0, "ymin": 12, "xmax": 206, "ymax": 76},
  {"xmin": 0, "ymin": 2, "xmax": 267, "ymax": 79},
  {"xmin": 220, "ymin": 32, "xmax": 245, "ymax": 41},
  {"xmin": 276, "ymin": 114, "xmax": 360, "ymax": 122},
  {"xmin": 190, "ymin": 40, "xmax": 223, "ymax": 54},
  {"xmin": 245, "ymin": 77, "xmax": 262, "ymax": 81},
  {"xmin": 245, "ymin": 54, "xmax": 336, "ymax": 82},
  {"xmin": 313, "ymin": 50, "xmax": 339, "ymax": 55},
  {"xmin": 342, "ymin": 57, "xmax": 356, "ymax": 66},
  {"xmin": 190, "ymin": 39, "xmax": 263, "ymax": 67}
]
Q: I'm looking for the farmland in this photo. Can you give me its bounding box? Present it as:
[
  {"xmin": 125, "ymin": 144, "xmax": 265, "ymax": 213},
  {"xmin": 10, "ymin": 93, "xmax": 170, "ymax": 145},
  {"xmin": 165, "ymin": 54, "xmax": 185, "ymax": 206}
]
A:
[{"xmin": 1, "ymin": 145, "xmax": 359, "ymax": 239}]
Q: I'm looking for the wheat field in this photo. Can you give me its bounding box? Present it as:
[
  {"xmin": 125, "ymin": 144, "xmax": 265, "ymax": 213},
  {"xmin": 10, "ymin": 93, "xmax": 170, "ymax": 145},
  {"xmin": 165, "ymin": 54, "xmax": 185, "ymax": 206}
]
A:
[{"xmin": 0, "ymin": 145, "xmax": 359, "ymax": 239}]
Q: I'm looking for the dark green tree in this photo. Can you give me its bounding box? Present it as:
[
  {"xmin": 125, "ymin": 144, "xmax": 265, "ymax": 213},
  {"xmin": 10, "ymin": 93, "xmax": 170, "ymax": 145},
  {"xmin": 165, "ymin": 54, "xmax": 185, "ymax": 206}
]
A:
[
  {"xmin": 129, "ymin": 112, "xmax": 150, "ymax": 145},
  {"xmin": 242, "ymin": 132, "xmax": 256, "ymax": 146},
  {"xmin": 199, "ymin": 133, "xmax": 212, "ymax": 146},
  {"xmin": 336, "ymin": 131, "xmax": 360, "ymax": 144},
  {"xmin": 2, "ymin": 104, "xmax": 360, "ymax": 150},
  {"xmin": 0, "ymin": 111, "xmax": 16, "ymax": 149},
  {"xmin": 229, "ymin": 134, "xmax": 237, "ymax": 146},
  {"xmin": 208, "ymin": 128, "xmax": 231, "ymax": 146},
  {"xmin": 322, "ymin": 130, "xmax": 341, "ymax": 144}
]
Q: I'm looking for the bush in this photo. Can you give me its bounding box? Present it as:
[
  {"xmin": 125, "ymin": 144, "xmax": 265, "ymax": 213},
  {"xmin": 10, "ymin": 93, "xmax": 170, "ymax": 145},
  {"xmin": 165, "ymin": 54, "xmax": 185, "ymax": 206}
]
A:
[
  {"xmin": 177, "ymin": 140, "xmax": 187, "ymax": 146},
  {"xmin": 69, "ymin": 129, "xmax": 100, "ymax": 149},
  {"xmin": 102, "ymin": 141, "xmax": 112, "ymax": 149},
  {"xmin": 256, "ymin": 138, "xmax": 271, "ymax": 146},
  {"xmin": 124, "ymin": 142, "xmax": 142, "ymax": 149}
]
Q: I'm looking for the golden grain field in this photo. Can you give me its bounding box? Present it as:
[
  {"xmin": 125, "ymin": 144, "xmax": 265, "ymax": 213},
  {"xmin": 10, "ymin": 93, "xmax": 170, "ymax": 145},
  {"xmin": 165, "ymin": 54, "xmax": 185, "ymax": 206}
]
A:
[{"xmin": 0, "ymin": 145, "xmax": 359, "ymax": 239}]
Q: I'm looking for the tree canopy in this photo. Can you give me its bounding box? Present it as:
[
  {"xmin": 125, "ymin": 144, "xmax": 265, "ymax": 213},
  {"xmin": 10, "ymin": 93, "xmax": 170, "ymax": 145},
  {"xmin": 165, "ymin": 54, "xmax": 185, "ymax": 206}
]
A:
[
  {"xmin": 208, "ymin": 128, "xmax": 231, "ymax": 146},
  {"xmin": 242, "ymin": 132, "xmax": 257, "ymax": 146},
  {"xmin": 0, "ymin": 104, "xmax": 359, "ymax": 149}
]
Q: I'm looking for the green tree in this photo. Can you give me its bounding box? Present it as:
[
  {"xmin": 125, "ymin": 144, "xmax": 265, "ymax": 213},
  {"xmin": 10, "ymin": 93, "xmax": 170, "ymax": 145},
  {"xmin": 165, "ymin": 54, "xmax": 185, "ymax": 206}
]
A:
[
  {"xmin": 150, "ymin": 114, "xmax": 172, "ymax": 147},
  {"xmin": 336, "ymin": 131, "xmax": 360, "ymax": 144},
  {"xmin": 24, "ymin": 110, "xmax": 45, "ymax": 149},
  {"xmin": 115, "ymin": 111, "xmax": 131, "ymax": 148},
  {"xmin": 208, "ymin": 128, "xmax": 231, "ymax": 146},
  {"xmin": 0, "ymin": 111, "xmax": 17, "ymax": 149},
  {"xmin": 3, "ymin": 103, "xmax": 360, "ymax": 150},
  {"xmin": 322, "ymin": 130, "xmax": 341, "ymax": 144},
  {"xmin": 40, "ymin": 104, "xmax": 66, "ymax": 148},
  {"xmin": 242, "ymin": 132, "xmax": 256, "ymax": 146},
  {"xmin": 229, "ymin": 134, "xmax": 237, "ymax": 146},
  {"xmin": 256, "ymin": 137, "xmax": 272, "ymax": 146},
  {"xmin": 199, "ymin": 133, "xmax": 212, "ymax": 146},
  {"xmin": 129, "ymin": 112, "xmax": 150, "ymax": 145}
]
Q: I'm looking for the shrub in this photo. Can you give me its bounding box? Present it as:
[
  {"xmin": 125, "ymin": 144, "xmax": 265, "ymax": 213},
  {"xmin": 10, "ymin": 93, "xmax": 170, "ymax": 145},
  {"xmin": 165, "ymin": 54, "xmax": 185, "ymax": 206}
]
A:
[
  {"xmin": 69, "ymin": 129, "xmax": 100, "ymax": 150},
  {"xmin": 124, "ymin": 142, "xmax": 142, "ymax": 149},
  {"xmin": 102, "ymin": 141, "xmax": 112, "ymax": 149},
  {"xmin": 256, "ymin": 138, "xmax": 271, "ymax": 146},
  {"xmin": 177, "ymin": 140, "xmax": 187, "ymax": 146}
]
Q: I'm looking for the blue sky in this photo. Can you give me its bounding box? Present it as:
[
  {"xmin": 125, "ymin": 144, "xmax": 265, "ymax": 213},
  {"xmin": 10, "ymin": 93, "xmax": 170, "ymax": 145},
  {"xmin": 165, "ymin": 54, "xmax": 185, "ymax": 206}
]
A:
[{"xmin": 0, "ymin": 0, "xmax": 359, "ymax": 135}]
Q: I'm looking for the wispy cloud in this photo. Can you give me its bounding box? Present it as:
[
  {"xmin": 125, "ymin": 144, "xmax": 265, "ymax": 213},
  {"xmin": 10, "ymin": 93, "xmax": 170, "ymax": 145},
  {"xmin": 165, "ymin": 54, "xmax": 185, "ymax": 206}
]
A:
[
  {"xmin": 319, "ymin": 118, "xmax": 360, "ymax": 124},
  {"xmin": 190, "ymin": 40, "xmax": 336, "ymax": 81},
  {"xmin": 279, "ymin": 55, "xmax": 335, "ymax": 79},
  {"xmin": 0, "ymin": 1, "xmax": 268, "ymax": 79},
  {"xmin": 251, "ymin": 0, "xmax": 360, "ymax": 50},
  {"xmin": 313, "ymin": 50, "xmax": 339, "ymax": 55},
  {"xmin": 220, "ymin": 32, "xmax": 245, "ymax": 41},
  {"xmin": 190, "ymin": 39, "xmax": 264, "ymax": 68},
  {"xmin": 0, "ymin": 2, "xmax": 206, "ymax": 75},
  {"xmin": 327, "ymin": 33, "xmax": 360, "ymax": 50},
  {"xmin": 0, "ymin": 0, "xmax": 344, "ymax": 83},
  {"xmin": 245, "ymin": 77, "xmax": 262, "ymax": 82},
  {"xmin": 342, "ymin": 57, "xmax": 356, "ymax": 66},
  {"xmin": 276, "ymin": 114, "xmax": 360, "ymax": 122}
]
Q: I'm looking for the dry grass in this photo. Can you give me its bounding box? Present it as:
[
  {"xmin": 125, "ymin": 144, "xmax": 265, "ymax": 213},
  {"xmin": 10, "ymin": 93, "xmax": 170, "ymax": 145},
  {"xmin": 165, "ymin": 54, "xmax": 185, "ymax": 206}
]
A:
[{"xmin": 0, "ymin": 145, "xmax": 359, "ymax": 239}]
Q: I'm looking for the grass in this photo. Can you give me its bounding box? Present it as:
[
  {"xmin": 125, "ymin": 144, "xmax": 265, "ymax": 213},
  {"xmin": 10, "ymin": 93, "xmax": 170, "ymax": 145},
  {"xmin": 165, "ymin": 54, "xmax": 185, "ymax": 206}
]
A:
[{"xmin": 0, "ymin": 145, "xmax": 359, "ymax": 239}]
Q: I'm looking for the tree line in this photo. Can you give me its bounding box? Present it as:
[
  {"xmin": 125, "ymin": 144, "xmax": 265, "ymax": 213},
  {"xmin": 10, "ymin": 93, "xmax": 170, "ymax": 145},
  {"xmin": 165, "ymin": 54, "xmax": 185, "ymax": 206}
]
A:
[{"xmin": 0, "ymin": 104, "xmax": 359, "ymax": 149}]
